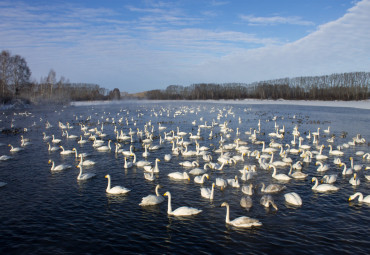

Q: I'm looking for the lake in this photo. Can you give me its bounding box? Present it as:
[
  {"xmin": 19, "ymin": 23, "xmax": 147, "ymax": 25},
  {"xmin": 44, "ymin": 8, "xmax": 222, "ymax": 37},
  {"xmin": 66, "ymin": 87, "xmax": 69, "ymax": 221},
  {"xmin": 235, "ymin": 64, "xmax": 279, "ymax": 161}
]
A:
[{"xmin": 0, "ymin": 100, "xmax": 369, "ymax": 254}]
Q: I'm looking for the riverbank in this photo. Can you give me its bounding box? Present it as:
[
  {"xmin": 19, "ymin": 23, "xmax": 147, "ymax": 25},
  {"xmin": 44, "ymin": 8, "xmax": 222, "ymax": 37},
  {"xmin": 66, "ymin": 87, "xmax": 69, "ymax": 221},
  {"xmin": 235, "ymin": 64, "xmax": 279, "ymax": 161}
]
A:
[{"xmin": 70, "ymin": 99, "xmax": 370, "ymax": 110}]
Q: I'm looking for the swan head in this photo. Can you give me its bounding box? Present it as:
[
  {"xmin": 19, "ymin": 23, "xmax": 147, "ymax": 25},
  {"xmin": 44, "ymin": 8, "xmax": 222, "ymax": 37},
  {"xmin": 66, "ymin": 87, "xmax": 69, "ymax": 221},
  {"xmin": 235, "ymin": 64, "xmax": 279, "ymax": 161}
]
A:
[
  {"xmin": 163, "ymin": 191, "xmax": 170, "ymax": 197},
  {"xmin": 311, "ymin": 177, "xmax": 317, "ymax": 183},
  {"xmin": 48, "ymin": 159, "xmax": 52, "ymax": 164},
  {"xmin": 105, "ymin": 174, "xmax": 110, "ymax": 179},
  {"xmin": 220, "ymin": 202, "xmax": 228, "ymax": 207}
]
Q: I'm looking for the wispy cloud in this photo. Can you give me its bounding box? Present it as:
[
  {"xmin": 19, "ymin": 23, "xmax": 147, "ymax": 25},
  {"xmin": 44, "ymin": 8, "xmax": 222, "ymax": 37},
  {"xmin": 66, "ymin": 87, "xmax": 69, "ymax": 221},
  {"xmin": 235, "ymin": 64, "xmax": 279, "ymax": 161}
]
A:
[
  {"xmin": 1, "ymin": 0, "xmax": 368, "ymax": 92},
  {"xmin": 240, "ymin": 14, "xmax": 314, "ymax": 26},
  {"xmin": 209, "ymin": 0, "xmax": 229, "ymax": 7},
  {"xmin": 189, "ymin": 0, "xmax": 370, "ymax": 84}
]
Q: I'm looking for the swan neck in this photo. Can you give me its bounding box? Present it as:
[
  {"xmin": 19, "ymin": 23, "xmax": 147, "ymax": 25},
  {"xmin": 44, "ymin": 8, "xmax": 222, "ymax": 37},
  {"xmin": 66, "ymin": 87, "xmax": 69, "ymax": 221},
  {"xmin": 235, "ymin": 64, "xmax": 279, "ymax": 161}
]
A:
[
  {"xmin": 261, "ymin": 183, "xmax": 265, "ymax": 192},
  {"xmin": 167, "ymin": 193, "xmax": 172, "ymax": 214},
  {"xmin": 155, "ymin": 185, "xmax": 160, "ymax": 196},
  {"xmin": 78, "ymin": 166, "xmax": 83, "ymax": 179},
  {"xmin": 225, "ymin": 204, "xmax": 230, "ymax": 223},
  {"xmin": 312, "ymin": 178, "xmax": 318, "ymax": 189},
  {"xmin": 106, "ymin": 176, "xmax": 111, "ymax": 191},
  {"xmin": 210, "ymin": 185, "xmax": 214, "ymax": 200}
]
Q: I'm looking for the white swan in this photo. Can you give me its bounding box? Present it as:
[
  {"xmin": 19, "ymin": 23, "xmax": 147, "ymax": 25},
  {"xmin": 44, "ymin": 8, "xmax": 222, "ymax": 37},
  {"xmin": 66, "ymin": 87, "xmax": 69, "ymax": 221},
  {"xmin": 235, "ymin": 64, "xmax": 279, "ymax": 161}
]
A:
[
  {"xmin": 227, "ymin": 176, "xmax": 240, "ymax": 188},
  {"xmin": 270, "ymin": 165, "xmax": 291, "ymax": 181},
  {"xmin": 240, "ymin": 196, "xmax": 253, "ymax": 210},
  {"xmin": 48, "ymin": 160, "xmax": 71, "ymax": 171},
  {"xmin": 77, "ymin": 165, "xmax": 96, "ymax": 181},
  {"xmin": 164, "ymin": 191, "xmax": 202, "ymax": 216},
  {"xmin": 144, "ymin": 158, "xmax": 160, "ymax": 173},
  {"xmin": 340, "ymin": 163, "xmax": 353, "ymax": 176},
  {"xmin": 311, "ymin": 177, "xmax": 338, "ymax": 192},
  {"xmin": 315, "ymin": 145, "xmax": 328, "ymax": 161},
  {"xmin": 132, "ymin": 152, "xmax": 151, "ymax": 168},
  {"xmin": 288, "ymin": 165, "xmax": 307, "ymax": 179},
  {"xmin": 189, "ymin": 167, "xmax": 206, "ymax": 175},
  {"xmin": 200, "ymin": 183, "xmax": 215, "ymax": 200},
  {"xmin": 51, "ymin": 135, "xmax": 61, "ymax": 144},
  {"xmin": 142, "ymin": 144, "xmax": 150, "ymax": 158},
  {"xmin": 284, "ymin": 192, "xmax": 302, "ymax": 206},
  {"xmin": 221, "ymin": 202, "xmax": 262, "ymax": 228},
  {"xmin": 47, "ymin": 142, "xmax": 59, "ymax": 152},
  {"xmin": 194, "ymin": 174, "xmax": 209, "ymax": 184},
  {"xmin": 349, "ymin": 173, "xmax": 360, "ymax": 186},
  {"xmin": 168, "ymin": 171, "xmax": 190, "ymax": 180},
  {"xmin": 59, "ymin": 146, "xmax": 74, "ymax": 155},
  {"xmin": 260, "ymin": 195, "xmax": 278, "ymax": 210},
  {"xmin": 315, "ymin": 161, "xmax": 329, "ymax": 172},
  {"xmin": 215, "ymin": 178, "xmax": 227, "ymax": 190},
  {"xmin": 179, "ymin": 161, "xmax": 199, "ymax": 168},
  {"xmin": 164, "ymin": 154, "xmax": 172, "ymax": 161},
  {"xmin": 124, "ymin": 157, "xmax": 133, "ymax": 169},
  {"xmin": 241, "ymin": 184, "xmax": 253, "ymax": 195},
  {"xmin": 260, "ymin": 182, "xmax": 286, "ymax": 193},
  {"xmin": 65, "ymin": 130, "xmax": 78, "ymax": 139},
  {"xmin": 43, "ymin": 132, "xmax": 50, "ymax": 141},
  {"xmin": 348, "ymin": 192, "xmax": 370, "ymax": 204},
  {"xmin": 105, "ymin": 174, "xmax": 130, "ymax": 194},
  {"xmin": 139, "ymin": 184, "xmax": 165, "ymax": 206},
  {"xmin": 350, "ymin": 157, "xmax": 363, "ymax": 171},
  {"xmin": 144, "ymin": 167, "xmax": 156, "ymax": 181},
  {"xmin": 204, "ymin": 161, "xmax": 227, "ymax": 171},
  {"xmin": 321, "ymin": 174, "xmax": 337, "ymax": 184},
  {"xmin": 0, "ymin": 155, "xmax": 12, "ymax": 161},
  {"xmin": 97, "ymin": 140, "xmax": 112, "ymax": 152},
  {"xmin": 72, "ymin": 148, "xmax": 89, "ymax": 158},
  {"xmin": 77, "ymin": 136, "xmax": 87, "ymax": 144},
  {"xmin": 8, "ymin": 144, "xmax": 23, "ymax": 152},
  {"xmin": 79, "ymin": 154, "xmax": 95, "ymax": 166},
  {"xmin": 328, "ymin": 145, "xmax": 344, "ymax": 156}
]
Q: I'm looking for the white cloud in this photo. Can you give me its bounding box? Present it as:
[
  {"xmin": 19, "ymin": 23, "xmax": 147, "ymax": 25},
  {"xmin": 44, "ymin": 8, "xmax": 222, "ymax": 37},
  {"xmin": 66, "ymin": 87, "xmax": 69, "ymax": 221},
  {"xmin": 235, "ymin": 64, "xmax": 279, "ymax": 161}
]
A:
[
  {"xmin": 185, "ymin": 0, "xmax": 370, "ymax": 85},
  {"xmin": 240, "ymin": 14, "xmax": 314, "ymax": 26},
  {"xmin": 1, "ymin": 0, "xmax": 369, "ymax": 92}
]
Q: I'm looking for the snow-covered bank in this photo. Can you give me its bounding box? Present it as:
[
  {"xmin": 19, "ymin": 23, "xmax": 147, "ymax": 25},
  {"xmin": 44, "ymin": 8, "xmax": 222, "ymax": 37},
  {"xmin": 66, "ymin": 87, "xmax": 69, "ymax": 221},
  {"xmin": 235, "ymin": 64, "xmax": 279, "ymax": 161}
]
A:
[
  {"xmin": 222, "ymin": 99, "xmax": 370, "ymax": 110},
  {"xmin": 70, "ymin": 99, "xmax": 370, "ymax": 110}
]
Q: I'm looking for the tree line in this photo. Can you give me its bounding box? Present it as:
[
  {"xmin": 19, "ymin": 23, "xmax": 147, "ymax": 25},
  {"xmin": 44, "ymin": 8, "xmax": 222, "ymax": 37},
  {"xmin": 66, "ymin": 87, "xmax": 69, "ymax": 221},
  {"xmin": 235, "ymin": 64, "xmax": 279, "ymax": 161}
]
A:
[
  {"xmin": 0, "ymin": 50, "xmax": 121, "ymax": 104},
  {"xmin": 145, "ymin": 72, "xmax": 370, "ymax": 101},
  {"xmin": 1, "ymin": 50, "xmax": 369, "ymax": 104}
]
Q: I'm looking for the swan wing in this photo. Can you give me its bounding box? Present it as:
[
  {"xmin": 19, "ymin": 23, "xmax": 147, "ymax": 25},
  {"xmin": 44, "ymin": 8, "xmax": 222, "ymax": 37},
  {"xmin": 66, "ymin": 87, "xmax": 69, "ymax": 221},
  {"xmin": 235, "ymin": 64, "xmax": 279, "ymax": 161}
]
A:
[
  {"xmin": 230, "ymin": 216, "xmax": 262, "ymax": 228},
  {"xmin": 171, "ymin": 206, "xmax": 202, "ymax": 216},
  {"xmin": 139, "ymin": 195, "xmax": 164, "ymax": 206},
  {"xmin": 108, "ymin": 186, "xmax": 130, "ymax": 194}
]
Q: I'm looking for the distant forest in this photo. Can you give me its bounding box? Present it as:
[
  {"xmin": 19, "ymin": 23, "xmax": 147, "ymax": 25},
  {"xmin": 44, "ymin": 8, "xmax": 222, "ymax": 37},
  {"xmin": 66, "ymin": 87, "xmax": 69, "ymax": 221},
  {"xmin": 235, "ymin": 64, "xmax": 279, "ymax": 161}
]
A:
[
  {"xmin": 146, "ymin": 72, "xmax": 370, "ymax": 101},
  {"xmin": 1, "ymin": 50, "xmax": 369, "ymax": 104}
]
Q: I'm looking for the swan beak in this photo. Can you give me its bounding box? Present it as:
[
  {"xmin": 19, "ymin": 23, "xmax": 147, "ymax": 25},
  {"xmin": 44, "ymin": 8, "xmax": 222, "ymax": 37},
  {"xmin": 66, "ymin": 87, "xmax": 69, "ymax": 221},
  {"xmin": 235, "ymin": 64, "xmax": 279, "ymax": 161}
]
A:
[
  {"xmin": 105, "ymin": 175, "xmax": 108, "ymax": 178},
  {"xmin": 48, "ymin": 160, "xmax": 51, "ymax": 163},
  {"xmin": 187, "ymin": 178, "xmax": 190, "ymax": 181},
  {"xmin": 163, "ymin": 193, "xmax": 168, "ymax": 196}
]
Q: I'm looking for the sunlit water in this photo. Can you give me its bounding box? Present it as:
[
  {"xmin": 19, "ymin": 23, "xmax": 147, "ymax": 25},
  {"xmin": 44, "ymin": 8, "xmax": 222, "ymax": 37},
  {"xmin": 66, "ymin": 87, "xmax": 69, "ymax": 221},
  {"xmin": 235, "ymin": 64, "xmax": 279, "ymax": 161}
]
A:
[{"xmin": 0, "ymin": 101, "xmax": 369, "ymax": 254}]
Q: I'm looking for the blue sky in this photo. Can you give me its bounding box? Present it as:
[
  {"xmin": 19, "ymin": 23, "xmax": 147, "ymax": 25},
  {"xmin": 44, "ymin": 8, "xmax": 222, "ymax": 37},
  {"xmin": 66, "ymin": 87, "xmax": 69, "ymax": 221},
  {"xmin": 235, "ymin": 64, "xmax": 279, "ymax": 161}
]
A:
[{"xmin": 1, "ymin": 0, "xmax": 369, "ymax": 93}]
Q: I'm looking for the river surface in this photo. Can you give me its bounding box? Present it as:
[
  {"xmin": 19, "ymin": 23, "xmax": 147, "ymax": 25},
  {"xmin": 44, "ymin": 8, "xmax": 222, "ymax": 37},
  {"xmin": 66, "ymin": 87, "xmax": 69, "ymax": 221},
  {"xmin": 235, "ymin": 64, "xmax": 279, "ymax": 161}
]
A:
[{"xmin": 0, "ymin": 100, "xmax": 369, "ymax": 254}]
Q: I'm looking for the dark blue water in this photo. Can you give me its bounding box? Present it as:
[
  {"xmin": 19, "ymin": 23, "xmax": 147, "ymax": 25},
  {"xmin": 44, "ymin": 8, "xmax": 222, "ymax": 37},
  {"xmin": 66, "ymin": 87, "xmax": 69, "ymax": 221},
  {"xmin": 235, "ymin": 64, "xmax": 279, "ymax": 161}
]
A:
[{"xmin": 0, "ymin": 101, "xmax": 369, "ymax": 254}]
